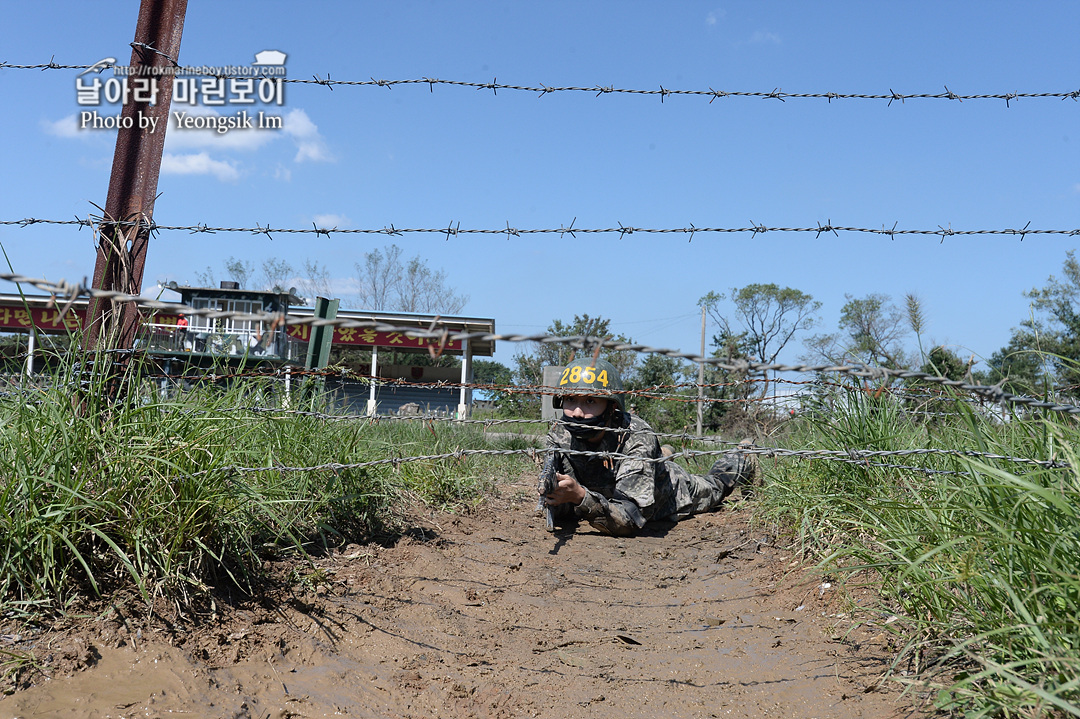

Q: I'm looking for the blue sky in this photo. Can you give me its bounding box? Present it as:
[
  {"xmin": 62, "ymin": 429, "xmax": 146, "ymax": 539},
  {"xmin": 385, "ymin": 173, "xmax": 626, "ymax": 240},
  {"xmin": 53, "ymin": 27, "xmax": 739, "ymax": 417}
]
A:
[{"xmin": 1, "ymin": 2, "xmax": 1077, "ymax": 371}]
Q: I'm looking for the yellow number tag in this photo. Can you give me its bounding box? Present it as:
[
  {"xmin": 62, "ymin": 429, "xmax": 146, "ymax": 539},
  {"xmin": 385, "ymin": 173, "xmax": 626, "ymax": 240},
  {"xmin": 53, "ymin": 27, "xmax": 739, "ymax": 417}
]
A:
[{"xmin": 596, "ymin": 369, "xmax": 609, "ymax": 387}]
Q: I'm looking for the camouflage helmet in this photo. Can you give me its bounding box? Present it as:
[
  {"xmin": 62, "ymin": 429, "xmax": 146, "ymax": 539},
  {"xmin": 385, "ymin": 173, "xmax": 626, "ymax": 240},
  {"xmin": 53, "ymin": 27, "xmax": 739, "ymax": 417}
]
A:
[{"xmin": 552, "ymin": 357, "xmax": 625, "ymax": 413}]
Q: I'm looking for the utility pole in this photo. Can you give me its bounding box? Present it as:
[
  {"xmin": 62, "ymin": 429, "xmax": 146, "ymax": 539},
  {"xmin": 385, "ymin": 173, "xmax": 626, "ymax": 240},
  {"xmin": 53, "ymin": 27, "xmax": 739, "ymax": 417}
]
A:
[
  {"xmin": 697, "ymin": 304, "xmax": 706, "ymax": 436},
  {"xmin": 83, "ymin": 0, "xmax": 188, "ymax": 355}
]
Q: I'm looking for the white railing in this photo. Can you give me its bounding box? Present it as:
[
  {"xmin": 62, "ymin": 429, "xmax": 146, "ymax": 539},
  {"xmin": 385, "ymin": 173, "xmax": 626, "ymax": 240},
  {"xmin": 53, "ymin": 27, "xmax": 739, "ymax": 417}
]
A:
[{"xmin": 139, "ymin": 323, "xmax": 305, "ymax": 361}]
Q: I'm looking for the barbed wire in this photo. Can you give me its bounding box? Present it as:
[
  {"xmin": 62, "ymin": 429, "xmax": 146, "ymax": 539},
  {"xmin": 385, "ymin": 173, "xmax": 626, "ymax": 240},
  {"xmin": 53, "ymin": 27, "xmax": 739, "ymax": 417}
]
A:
[
  {"xmin": 178, "ymin": 440, "xmax": 1065, "ymax": 484},
  {"xmin": 2, "ymin": 61, "xmax": 1078, "ymax": 106},
  {"xmin": 2, "ymin": 216, "xmax": 1077, "ymax": 241},
  {"xmin": 2, "ymin": 271, "xmax": 1078, "ymax": 419},
  {"xmin": 0, "ymin": 363, "xmax": 1062, "ymax": 476},
  {"xmin": 125, "ymin": 364, "xmax": 1005, "ymax": 408},
  {"xmin": 167, "ymin": 403, "xmax": 1064, "ymax": 471}
]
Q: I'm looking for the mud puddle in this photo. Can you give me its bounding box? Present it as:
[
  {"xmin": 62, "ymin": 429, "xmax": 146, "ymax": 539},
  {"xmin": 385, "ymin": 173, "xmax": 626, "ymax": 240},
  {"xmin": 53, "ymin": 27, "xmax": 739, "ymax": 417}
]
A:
[{"xmin": 2, "ymin": 475, "xmax": 924, "ymax": 718}]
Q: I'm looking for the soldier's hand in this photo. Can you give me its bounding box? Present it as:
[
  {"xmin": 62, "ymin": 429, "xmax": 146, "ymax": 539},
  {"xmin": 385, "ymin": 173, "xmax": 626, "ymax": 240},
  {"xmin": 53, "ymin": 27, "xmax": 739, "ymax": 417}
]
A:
[{"xmin": 543, "ymin": 473, "xmax": 587, "ymax": 506}]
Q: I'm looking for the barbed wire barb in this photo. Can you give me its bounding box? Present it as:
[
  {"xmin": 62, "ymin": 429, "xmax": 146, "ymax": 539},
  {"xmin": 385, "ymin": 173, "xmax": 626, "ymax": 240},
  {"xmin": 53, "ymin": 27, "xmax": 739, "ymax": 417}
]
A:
[
  {"xmin": 816, "ymin": 219, "xmax": 839, "ymax": 239},
  {"xmin": 938, "ymin": 223, "xmax": 955, "ymax": 243},
  {"xmin": 253, "ymin": 222, "xmax": 274, "ymax": 241},
  {"xmin": 559, "ymin": 217, "xmax": 577, "ymax": 239},
  {"xmin": 707, "ymin": 87, "xmax": 727, "ymax": 103},
  {"xmin": 444, "ymin": 220, "xmax": 459, "ymax": 241}
]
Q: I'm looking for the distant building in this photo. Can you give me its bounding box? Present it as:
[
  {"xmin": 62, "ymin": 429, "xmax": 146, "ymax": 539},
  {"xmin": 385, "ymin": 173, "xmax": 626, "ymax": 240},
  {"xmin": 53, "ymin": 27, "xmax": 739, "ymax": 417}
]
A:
[{"xmin": 0, "ymin": 285, "xmax": 496, "ymax": 417}]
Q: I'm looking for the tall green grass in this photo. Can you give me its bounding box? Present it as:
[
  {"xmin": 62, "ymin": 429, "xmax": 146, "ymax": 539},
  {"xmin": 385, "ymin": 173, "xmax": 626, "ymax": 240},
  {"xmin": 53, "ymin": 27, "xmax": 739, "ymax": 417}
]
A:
[
  {"xmin": 762, "ymin": 386, "xmax": 1080, "ymax": 717},
  {"xmin": 0, "ymin": 353, "xmax": 526, "ymax": 617}
]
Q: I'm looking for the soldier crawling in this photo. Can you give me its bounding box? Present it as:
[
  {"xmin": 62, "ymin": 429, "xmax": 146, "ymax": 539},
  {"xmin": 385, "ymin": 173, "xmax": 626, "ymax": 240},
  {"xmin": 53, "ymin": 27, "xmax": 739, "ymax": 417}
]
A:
[{"xmin": 540, "ymin": 358, "xmax": 757, "ymax": 537}]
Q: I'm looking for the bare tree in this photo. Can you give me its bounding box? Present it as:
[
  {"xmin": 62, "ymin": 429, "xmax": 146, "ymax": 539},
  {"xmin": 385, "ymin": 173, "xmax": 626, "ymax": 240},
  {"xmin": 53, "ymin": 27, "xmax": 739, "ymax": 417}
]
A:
[
  {"xmin": 297, "ymin": 258, "xmax": 334, "ymax": 304},
  {"xmin": 195, "ymin": 257, "xmax": 254, "ymax": 288},
  {"xmin": 193, "ymin": 266, "xmax": 217, "ymax": 288},
  {"xmin": 355, "ymin": 245, "xmax": 403, "ymax": 310},
  {"xmin": 260, "ymin": 258, "xmax": 294, "ymax": 292},
  {"xmin": 355, "ymin": 244, "xmax": 467, "ymax": 313}
]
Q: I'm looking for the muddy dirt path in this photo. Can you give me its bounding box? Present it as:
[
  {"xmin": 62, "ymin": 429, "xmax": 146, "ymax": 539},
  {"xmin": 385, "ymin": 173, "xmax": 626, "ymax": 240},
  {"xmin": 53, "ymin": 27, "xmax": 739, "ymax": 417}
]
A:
[{"xmin": 3, "ymin": 474, "xmax": 924, "ymax": 718}]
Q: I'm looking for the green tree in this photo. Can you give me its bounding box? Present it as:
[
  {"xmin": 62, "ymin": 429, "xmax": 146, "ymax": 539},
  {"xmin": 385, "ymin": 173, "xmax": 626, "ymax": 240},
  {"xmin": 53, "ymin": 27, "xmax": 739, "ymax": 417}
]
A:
[
  {"xmin": 470, "ymin": 359, "xmax": 516, "ymax": 415},
  {"xmin": 982, "ymin": 327, "xmax": 1057, "ymax": 395},
  {"xmin": 804, "ymin": 293, "xmax": 911, "ymax": 368},
  {"xmin": 624, "ymin": 354, "xmax": 697, "ymax": 432},
  {"xmin": 701, "ymin": 284, "xmax": 820, "ymax": 393},
  {"xmin": 473, "ymin": 359, "xmax": 513, "ymax": 387},
  {"xmin": 921, "ymin": 346, "xmax": 968, "ymax": 381},
  {"xmin": 702, "ymin": 328, "xmax": 759, "ymax": 433},
  {"xmin": 985, "ymin": 252, "xmax": 1080, "ymax": 396},
  {"xmin": 509, "ymin": 314, "xmax": 637, "ymax": 418}
]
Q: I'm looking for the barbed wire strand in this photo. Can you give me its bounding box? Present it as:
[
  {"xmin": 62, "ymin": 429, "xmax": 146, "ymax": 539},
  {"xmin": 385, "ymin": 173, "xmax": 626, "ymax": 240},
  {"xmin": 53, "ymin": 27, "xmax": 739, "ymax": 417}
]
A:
[
  {"xmin": 172, "ymin": 404, "xmax": 1066, "ymax": 471},
  {"xmin": 2, "ymin": 62, "xmax": 1078, "ymax": 105},
  {"xmin": 3, "ymin": 271, "xmax": 1077, "ymax": 419},
  {"xmin": 177, "ymin": 441, "xmax": 1064, "ymax": 485},
  {"xmin": 0, "ymin": 380, "xmax": 1056, "ymax": 475},
  {"xmin": 2, "ymin": 216, "xmax": 1077, "ymax": 241}
]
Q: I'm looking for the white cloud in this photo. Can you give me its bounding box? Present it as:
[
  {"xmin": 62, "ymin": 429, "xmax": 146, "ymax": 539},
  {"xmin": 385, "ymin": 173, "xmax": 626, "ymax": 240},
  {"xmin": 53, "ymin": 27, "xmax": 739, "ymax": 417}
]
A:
[
  {"xmin": 284, "ymin": 108, "xmax": 334, "ymax": 162},
  {"xmin": 164, "ymin": 106, "xmax": 279, "ymax": 151},
  {"xmin": 705, "ymin": 9, "xmax": 725, "ymax": 26},
  {"xmin": 312, "ymin": 213, "xmax": 351, "ymax": 228},
  {"xmin": 748, "ymin": 30, "xmax": 781, "ymax": 44},
  {"xmin": 44, "ymin": 105, "xmax": 333, "ymax": 169},
  {"xmin": 41, "ymin": 113, "xmax": 109, "ymax": 139},
  {"xmin": 167, "ymin": 106, "xmax": 332, "ymax": 161},
  {"xmin": 1073, "ymin": 182, "xmax": 1080, "ymax": 194},
  {"xmin": 161, "ymin": 152, "xmax": 240, "ymax": 182}
]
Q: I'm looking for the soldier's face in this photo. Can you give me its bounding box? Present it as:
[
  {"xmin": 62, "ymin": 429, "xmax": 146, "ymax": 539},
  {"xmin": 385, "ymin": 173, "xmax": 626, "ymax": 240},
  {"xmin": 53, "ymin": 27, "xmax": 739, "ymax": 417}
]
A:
[{"xmin": 562, "ymin": 395, "xmax": 609, "ymax": 419}]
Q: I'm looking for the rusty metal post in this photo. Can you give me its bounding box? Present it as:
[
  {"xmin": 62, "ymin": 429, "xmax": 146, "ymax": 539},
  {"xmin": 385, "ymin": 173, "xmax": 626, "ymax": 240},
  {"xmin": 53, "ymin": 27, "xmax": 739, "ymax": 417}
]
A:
[{"xmin": 83, "ymin": 0, "xmax": 188, "ymax": 353}]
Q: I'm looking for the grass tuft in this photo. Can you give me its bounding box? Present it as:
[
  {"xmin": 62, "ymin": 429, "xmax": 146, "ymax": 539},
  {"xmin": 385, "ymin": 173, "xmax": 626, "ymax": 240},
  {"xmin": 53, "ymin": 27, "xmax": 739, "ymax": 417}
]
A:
[{"xmin": 762, "ymin": 384, "xmax": 1080, "ymax": 716}]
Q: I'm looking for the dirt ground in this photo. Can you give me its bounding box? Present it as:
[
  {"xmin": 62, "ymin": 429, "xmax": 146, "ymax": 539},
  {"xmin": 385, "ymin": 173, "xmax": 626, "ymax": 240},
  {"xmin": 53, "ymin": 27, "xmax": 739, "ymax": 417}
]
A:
[{"xmin": 1, "ymin": 473, "xmax": 927, "ymax": 719}]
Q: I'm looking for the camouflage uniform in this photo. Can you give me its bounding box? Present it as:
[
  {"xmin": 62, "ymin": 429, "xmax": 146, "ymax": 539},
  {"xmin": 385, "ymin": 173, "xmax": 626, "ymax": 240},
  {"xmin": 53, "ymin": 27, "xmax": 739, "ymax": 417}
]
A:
[{"xmin": 546, "ymin": 411, "xmax": 748, "ymax": 537}]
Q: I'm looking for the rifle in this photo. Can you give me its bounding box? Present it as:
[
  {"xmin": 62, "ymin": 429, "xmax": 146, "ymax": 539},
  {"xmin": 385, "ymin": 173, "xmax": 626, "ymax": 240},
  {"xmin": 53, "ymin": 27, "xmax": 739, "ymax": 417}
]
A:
[{"xmin": 536, "ymin": 452, "xmax": 558, "ymax": 532}]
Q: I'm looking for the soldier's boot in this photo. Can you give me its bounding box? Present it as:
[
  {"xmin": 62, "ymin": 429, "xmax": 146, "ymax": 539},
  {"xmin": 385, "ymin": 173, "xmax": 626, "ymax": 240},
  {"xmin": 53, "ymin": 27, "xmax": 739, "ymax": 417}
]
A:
[
  {"xmin": 587, "ymin": 516, "xmax": 636, "ymax": 537},
  {"xmin": 708, "ymin": 439, "xmax": 760, "ymax": 499}
]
